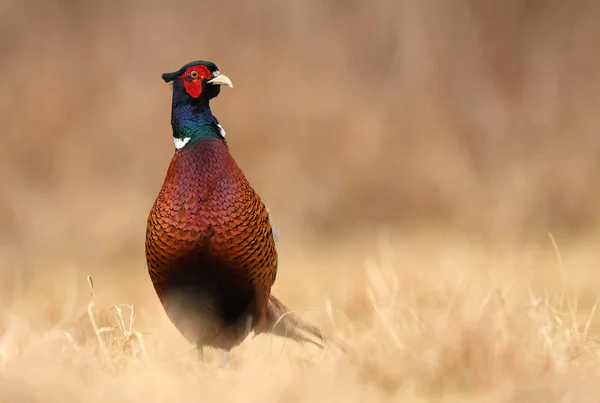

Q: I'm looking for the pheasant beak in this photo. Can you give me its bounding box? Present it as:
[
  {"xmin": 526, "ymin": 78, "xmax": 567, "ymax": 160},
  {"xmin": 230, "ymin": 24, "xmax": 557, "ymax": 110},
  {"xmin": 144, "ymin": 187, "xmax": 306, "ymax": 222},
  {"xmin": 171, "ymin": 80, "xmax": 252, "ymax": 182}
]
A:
[{"xmin": 207, "ymin": 73, "xmax": 233, "ymax": 88}]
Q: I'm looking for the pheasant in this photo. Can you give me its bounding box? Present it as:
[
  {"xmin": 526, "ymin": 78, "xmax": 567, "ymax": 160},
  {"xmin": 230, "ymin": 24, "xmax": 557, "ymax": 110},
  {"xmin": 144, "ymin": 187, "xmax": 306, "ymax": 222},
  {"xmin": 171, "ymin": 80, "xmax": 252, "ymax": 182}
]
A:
[{"xmin": 145, "ymin": 60, "xmax": 325, "ymax": 364}]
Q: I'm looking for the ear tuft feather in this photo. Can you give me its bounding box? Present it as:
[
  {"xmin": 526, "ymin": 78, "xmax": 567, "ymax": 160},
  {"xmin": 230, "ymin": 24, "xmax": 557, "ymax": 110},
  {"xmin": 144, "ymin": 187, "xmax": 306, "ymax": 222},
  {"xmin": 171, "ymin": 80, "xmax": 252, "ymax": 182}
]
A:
[{"xmin": 162, "ymin": 71, "xmax": 179, "ymax": 83}]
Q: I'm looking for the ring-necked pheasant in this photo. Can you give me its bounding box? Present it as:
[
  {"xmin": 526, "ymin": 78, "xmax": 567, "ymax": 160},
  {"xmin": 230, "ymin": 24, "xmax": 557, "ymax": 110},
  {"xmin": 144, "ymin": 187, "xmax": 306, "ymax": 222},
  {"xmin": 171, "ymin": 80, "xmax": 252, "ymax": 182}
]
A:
[{"xmin": 145, "ymin": 60, "xmax": 325, "ymax": 364}]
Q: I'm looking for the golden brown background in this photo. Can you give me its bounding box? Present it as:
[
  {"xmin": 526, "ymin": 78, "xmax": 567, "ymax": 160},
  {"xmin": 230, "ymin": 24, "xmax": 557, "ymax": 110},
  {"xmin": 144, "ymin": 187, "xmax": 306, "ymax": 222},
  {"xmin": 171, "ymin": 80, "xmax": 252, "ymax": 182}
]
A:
[{"xmin": 1, "ymin": 0, "xmax": 600, "ymax": 401}]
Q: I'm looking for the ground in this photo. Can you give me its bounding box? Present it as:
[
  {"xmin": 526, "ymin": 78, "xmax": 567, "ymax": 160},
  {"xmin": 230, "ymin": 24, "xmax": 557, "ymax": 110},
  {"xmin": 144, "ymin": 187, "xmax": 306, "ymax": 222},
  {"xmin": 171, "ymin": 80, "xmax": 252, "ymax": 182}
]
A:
[{"xmin": 1, "ymin": 232, "xmax": 599, "ymax": 403}]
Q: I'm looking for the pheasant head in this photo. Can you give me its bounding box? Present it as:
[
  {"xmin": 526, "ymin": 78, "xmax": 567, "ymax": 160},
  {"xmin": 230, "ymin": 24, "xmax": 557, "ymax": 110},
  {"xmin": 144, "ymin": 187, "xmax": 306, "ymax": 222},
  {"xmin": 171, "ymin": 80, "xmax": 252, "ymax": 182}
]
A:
[{"xmin": 162, "ymin": 60, "xmax": 233, "ymax": 149}]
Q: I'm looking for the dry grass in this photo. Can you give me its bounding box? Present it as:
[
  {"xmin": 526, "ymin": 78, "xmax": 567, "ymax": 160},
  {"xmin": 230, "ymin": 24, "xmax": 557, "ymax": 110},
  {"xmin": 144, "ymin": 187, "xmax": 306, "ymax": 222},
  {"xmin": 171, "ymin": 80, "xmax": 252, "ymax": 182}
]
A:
[{"xmin": 2, "ymin": 233, "xmax": 600, "ymax": 402}]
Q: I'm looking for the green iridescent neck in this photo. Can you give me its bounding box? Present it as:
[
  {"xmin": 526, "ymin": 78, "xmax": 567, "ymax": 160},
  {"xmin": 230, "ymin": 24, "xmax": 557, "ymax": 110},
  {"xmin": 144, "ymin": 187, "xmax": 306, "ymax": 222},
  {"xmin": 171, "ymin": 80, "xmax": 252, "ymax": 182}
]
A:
[{"xmin": 171, "ymin": 104, "xmax": 223, "ymax": 148}]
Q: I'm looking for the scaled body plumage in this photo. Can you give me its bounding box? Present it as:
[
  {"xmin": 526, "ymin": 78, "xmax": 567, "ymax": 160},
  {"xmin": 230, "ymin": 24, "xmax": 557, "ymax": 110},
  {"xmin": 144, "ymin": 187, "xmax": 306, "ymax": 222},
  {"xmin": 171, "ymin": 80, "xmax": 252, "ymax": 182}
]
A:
[{"xmin": 146, "ymin": 136, "xmax": 277, "ymax": 350}]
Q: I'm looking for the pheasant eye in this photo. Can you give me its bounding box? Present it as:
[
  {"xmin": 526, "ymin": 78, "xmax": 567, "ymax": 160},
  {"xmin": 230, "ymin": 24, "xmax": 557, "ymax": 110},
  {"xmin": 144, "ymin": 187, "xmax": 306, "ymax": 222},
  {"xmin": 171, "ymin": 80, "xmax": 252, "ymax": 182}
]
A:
[{"xmin": 190, "ymin": 70, "xmax": 199, "ymax": 79}]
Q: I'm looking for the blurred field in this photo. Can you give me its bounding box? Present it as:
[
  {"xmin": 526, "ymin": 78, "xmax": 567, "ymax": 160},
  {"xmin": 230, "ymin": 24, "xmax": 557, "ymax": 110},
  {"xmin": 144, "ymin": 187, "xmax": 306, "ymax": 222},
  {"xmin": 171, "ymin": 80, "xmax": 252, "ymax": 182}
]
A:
[{"xmin": 2, "ymin": 0, "xmax": 600, "ymax": 401}]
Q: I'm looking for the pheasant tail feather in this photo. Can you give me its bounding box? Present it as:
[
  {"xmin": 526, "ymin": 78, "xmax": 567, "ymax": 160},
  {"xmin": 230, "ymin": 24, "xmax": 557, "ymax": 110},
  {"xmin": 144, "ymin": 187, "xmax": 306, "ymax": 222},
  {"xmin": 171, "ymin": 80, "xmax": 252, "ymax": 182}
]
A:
[{"xmin": 264, "ymin": 294, "xmax": 328, "ymax": 349}]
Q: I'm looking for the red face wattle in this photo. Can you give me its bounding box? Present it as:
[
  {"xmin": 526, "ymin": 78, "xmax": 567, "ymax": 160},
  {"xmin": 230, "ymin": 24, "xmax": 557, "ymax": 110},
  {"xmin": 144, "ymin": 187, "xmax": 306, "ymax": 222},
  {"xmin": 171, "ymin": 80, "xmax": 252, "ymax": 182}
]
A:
[{"xmin": 180, "ymin": 65, "xmax": 213, "ymax": 98}]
